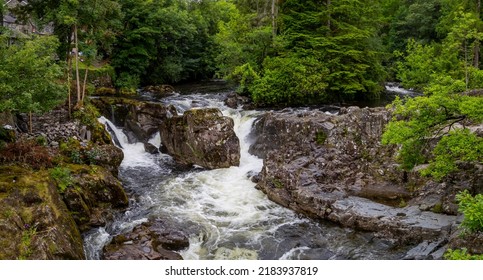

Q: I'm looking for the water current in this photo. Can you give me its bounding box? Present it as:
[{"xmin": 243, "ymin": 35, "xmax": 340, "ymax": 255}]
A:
[{"xmin": 83, "ymin": 90, "xmax": 410, "ymax": 260}]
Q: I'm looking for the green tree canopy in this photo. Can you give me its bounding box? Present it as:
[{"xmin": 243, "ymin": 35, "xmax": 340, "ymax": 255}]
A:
[{"xmin": 0, "ymin": 35, "xmax": 66, "ymax": 114}]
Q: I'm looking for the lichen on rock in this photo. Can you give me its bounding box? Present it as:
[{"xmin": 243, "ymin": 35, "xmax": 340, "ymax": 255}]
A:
[{"xmin": 160, "ymin": 108, "xmax": 240, "ymax": 169}]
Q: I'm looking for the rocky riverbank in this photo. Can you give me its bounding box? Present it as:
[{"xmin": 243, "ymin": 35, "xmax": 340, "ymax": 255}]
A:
[
  {"xmin": 251, "ymin": 106, "xmax": 482, "ymax": 258},
  {"xmin": 0, "ymin": 105, "xmax": 132, "ymax": 259}
]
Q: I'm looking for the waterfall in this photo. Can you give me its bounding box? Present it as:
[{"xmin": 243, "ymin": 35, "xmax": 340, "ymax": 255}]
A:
[{"xmin": 84, "ymin": 93, "xmax": 408, "ymax": 260}]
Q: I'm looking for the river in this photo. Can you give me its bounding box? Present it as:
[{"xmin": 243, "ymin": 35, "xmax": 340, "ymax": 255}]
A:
[{"xmin": 83, "ymin": 87, "xmax": 411, "ymax": 260}]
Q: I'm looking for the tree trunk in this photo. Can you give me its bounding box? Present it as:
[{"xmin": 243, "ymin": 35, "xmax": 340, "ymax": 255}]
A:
[
  {"xmin": 29, "ymin": 111, "xmax": 33, "ymax": 134},
  {"xmin": 327, "ymin": 0, "xmax": 332, "ymax": 31},
  {"xmin": 475, "ymin": 41, "xmax": 480, "ymax": 68},
  {"xmin": 67, "ymin": 53, "xmax": 72, "ymax": 117},
  {"xmin": 465, "ymin": 41, "xmax": 469, "ymax": 90},
  {"xmin": 74, "ymin": 24, "xmax": 82, "ymax": 105},
  {"xmin": 477, "ymin": 0, "xmax": 481, "ymax": 68},
  {"xmin": 82, "ymin": 68, "xmax": 89, "ymax": 101},
  {"xmin": 271, "ymin": 0, "xmax": 277, "ymax": 36}
]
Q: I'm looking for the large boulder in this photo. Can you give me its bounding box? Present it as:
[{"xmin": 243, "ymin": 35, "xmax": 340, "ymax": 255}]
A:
[
  {"xmin": 252, "ymin": 107, "xmax": 473, "ymax": 247},
  {"xmin": 160, "ymin": 108, "xmax": 240, "ymax": 169}
]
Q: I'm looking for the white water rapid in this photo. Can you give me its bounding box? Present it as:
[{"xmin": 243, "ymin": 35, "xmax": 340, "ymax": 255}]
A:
[{"xmin": 84, "ymin": 92, "xmax": 407, "ymax": 260}]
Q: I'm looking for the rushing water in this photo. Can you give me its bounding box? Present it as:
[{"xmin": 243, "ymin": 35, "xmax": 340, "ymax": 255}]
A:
[{"xmin": 84, "ymin": 91, "xmax": 410, "ymax": 260}]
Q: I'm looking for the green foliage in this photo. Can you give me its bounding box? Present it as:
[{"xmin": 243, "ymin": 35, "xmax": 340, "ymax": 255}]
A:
[
  {"xmin": 35, "ymin": 136, "xmax": 47, "ymax": 147},
  {"xmin": 228, "ymin": 63, "xmax": 259, "ymax": 96},
  {"xmin": 315, "ymin": 131, "xmax": 327, "ymax": 145},
  {"xmin": 382, "ymin": 90, "xmax": 483, "ymax": 177},
  {"xmin": 214, "ymin": 6, "xmax": 274, "ymax": 78},
  {"xmin": 422, "ymin": 129, "xmax": 483, "ymax": 179},
  {"xmin": 456, "ymin": 190, "xmax": 483, "ymax": 233},
  {"xmin": 0, "ymin": 35, "xmax": 66, "ymax": 114},
  {"xmin": 216, "ymin": 0, "xmax": 387, "ymax": 105},
  {"xmin": 111, "ymin": 0, "xmax": 230, "ymax": 88},
  {"xmin": 250, "ymin": 55, "xmax": 328, "ymax": 106},
  {"xmin": 72, "ymin": 102, "xmax": 101, "ymax": 127},
  {"xmin": 444, "ymin": 248, "xmax": 483, "ymax": 260},
  {"xmin": 18, "ymin": 226, "xmax": 37, "ymax": 260},
  {"xmin": 49, "ymin": 167, "xmax": 73, "ymax": 193}
]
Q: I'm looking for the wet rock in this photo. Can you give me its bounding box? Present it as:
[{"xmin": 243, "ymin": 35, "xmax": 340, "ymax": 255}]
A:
[
  {"xmin": 253, "ymin": 107, "xmax": 474, "ymax": 244},
  {"xmin": 142, "ymin": 85, "xmax": 176, "ymax": 98},
  {"xmin": 90, "ymin": 144, "xmax": 124, "ymax": 176},
  {"xmin": 224, "ymin": 92, "xmax": 252, "ymax": 109},
  {"xmin": 160, "ymin": 108, "xmax": 240, "ymax": 169},
  {"xmin": 0, "ymin": 166, "xmax": 85, "ymax": 259},
  {"xmin": 144, "ymin": 143, "xmax": 159, "ymax": 154},
  {"xmin": 92, "ymin": 97, "xmax": 178, "ymax": 142},
  {"xmin": 62, "ymin": 165, "xmax": 128, "ymax": 232},
  {"xmin": 103, "ymin": 219, "xmax": 188, "ymax": 260}
]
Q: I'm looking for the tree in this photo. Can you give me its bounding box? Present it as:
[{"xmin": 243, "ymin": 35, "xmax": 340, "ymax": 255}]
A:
[
  {"xmin": 240, "ymin": 0, "xmax": 386, "ymax": 105},
  {"xmin": 382, "ymin": 86, "xmax": 482, "ymax": 179},
  {"xmin": 16, "ymin": 0, "xmax": 122, "ymax": 106},
  {"xmin": 0, "ymin": 35, "xmax": 67, "ymax": 132},
  {"xmin": 111, "ymin": 0, "xmax": 231, "ymax": 89}
]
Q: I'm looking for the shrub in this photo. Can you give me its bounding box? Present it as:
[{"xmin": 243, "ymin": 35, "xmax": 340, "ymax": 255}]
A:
[
  {"xmin": 49, "ymin": 166, "xmax": 72, "ymax": 193},
  {"xmin": 250, "ymin": 56, "xmax": 329, "ymax": 106},
  {"xmin": 444, "ymin": 248, "xmax": 483, "ymax": 260},
  {"xmin": 456, "ymin": 190, "xmax": 483, "ymax": 233},
  {"xmin": 0, "ymin": 140, "xmax": 53, "ymax": 169}
]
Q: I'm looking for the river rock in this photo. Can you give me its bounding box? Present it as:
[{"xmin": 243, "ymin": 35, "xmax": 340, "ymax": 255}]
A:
[
  {"xmin": 0, "ymin": 166, "xmax": 85, "ymax": 259},
  {"xmin": 62, "ymin": 165, "xmax": 129, "ymax": 232},
  {"xmin": 144, "ymin": 142, "xmax": 159, "ymax": 154},
  {"xmin": 160, "ymin": 108, "xmax": 240, "ymax": 169},
  {"xmin": 224, "ymin": 92, "xmax": 252, "ymax": 109},
  {"xmin": 103, "ymin": 219, "xmax": 188, "ymax": 260},
  {"xmin": 92, "ymin": 97, "xmax": 178, "ymax": 143},
  {"xmin": 253, "ymin": 107, "xmax": 471, "ymax": 246}
]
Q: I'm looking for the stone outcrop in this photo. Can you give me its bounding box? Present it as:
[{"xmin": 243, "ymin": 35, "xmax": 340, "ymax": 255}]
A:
[
  {"xmin": 61, "ymin": 164, "xmax": 128, "ymax": 232},
  {"xmin": 160, "ymin": 108, "xmax": 240, "ymax": 169},
  {"xmin": 103, "ymin": 219, "xmax": 189, "ymax": 260},
  {"xmin": 92, "ymin": 97, "xmax": 178, "ymax": 143},
  {"xmin": 0, "ymin": 166, "xmax": 85, "ymax": 259},
  {"xmin": 252, "ymin": 107, "xmax": 476, "ymax": 248}
]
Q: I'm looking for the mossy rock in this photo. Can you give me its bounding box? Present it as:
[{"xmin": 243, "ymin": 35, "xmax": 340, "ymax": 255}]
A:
[
  {"xmin": 0, "ymin": 165, "xmax": 85, "ymax": 259},
  {"xmin": 61, "ymin": 164, "xmax": 128, "ymax": 231}
]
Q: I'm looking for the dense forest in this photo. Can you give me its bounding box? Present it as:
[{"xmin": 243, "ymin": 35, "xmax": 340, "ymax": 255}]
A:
[{"xmin": 0, "ymin": 0, "xmax": 482, "ymax": 102}]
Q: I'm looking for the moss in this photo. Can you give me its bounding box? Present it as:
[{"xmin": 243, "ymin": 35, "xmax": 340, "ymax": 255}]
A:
[
  {"xmin": 272, "ymin": 179, "xmax": 284, "ymax": 189},
  {"xmin": 398, "ymin": 198, "xmax": 407, "ymax": 208},
  {"xmin": 431, "ymin": 203, "xmax": 443, "ymax": 214},
  {"xmin": 315, "ymin": 131, "xmax": 327, "ymax": 145},
  {"xmin": 18, "ymin": 227, "xmax": 36, "ymax": 260},
  {"xmin": 95, "ymin": 87, "xmax": 116, "ymax": 96}
]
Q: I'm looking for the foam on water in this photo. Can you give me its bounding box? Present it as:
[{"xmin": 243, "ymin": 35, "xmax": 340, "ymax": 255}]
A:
[{"xmin": 84, "ymin": 93, "xmax": 410, "ymax": 260}]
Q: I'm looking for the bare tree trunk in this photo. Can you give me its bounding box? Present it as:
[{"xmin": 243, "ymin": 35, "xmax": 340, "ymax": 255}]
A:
[
  {"xmin": 29, "ymin": 111, "xmax": 33, "ymax": 134},
  {"xmin": 67, "ymin": 53, "xmax": 72, "ymax": 117},
  {"xmin": 475, "ymin": 41, "xmax": 480, "ymax": 68},
  {"xmin": 74, "ymin": 24, "xmax": 81, "ymax": 105},
  {"xmin": 465, "ymin": 41, "xmax": 469, "ymax": 90},
  {"xmin": 327, "ymin": 0, "xmax": 331, "ymax": 31},
  {"xmin": 477, "ymin": 0, "xmax": 481, "ymax": 68},
  {"xmin": 82, "ymin": 68, "xmax": 89, "ymax": 101},
  {"xmin": 271, "ymin": 0, "xmax": 277, "ymax": 36}
]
